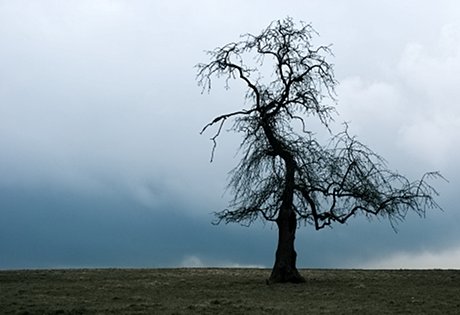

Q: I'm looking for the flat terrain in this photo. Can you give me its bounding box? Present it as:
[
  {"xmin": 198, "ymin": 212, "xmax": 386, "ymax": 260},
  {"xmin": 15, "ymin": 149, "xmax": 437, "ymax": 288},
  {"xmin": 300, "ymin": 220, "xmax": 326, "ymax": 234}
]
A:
[{"xmin": 1, "ymin": 268, "xmax": 459, "ymax": 314}]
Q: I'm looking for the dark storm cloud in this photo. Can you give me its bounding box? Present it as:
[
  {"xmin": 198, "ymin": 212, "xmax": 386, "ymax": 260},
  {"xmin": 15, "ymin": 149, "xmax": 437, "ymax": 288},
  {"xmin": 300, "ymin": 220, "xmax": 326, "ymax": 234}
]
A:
[
  {"xmin": 2, "ymin": 184, "xmax": 457, "ymax": 269},
  {"xmin": 0, "ymin": 186, "xmax": 274, "ymax": 269}
]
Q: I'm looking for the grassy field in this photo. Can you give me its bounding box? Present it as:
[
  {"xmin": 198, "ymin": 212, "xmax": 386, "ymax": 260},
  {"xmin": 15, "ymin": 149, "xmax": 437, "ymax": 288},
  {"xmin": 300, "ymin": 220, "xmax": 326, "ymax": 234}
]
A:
[{"xmin": 1, "ymin": 268, "xmax": 459, "ymax": 314}]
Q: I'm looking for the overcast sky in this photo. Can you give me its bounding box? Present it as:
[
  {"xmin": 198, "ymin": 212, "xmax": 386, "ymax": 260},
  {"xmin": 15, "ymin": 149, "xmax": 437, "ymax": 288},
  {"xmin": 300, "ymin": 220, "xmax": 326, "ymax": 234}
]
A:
[{"xmin": 1, "ymin": 0, "xmax": 459, "ymax": 270}]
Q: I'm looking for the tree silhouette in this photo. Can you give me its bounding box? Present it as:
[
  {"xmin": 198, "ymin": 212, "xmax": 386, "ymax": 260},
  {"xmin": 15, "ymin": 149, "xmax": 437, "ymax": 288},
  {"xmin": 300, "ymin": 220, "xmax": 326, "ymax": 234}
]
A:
[{"xmin": 197, "ymin": 18, "xmax": 442, "ymax": 283}]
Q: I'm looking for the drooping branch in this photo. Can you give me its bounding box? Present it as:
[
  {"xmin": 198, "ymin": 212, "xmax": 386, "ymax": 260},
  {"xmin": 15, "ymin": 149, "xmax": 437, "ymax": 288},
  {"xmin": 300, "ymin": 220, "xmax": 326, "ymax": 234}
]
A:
[{"xmin": 291, "ymin": 130, "xmax": 443, "ymax": 230}]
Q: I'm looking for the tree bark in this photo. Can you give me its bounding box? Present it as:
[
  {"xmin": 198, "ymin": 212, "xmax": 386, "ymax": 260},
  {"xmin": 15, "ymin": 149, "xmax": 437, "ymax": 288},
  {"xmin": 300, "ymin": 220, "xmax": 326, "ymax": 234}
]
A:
[{"xmin": 268, "ymin": 209, "xmax": 305, "ymax": 284}]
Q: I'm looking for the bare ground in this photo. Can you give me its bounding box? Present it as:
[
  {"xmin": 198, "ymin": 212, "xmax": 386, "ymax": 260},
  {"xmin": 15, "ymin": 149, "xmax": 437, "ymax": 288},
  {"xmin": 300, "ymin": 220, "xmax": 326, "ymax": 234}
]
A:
[{"xmin": 1, "ymin": 268, "xmax": 459, "ymax": 314}]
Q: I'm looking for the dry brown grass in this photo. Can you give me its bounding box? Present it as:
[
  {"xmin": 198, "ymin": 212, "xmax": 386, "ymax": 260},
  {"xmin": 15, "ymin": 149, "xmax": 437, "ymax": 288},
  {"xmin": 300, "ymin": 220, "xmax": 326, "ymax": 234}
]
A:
[{"xmin": 1, "ymin": 268, "xmax": 459, "ymax": 314}]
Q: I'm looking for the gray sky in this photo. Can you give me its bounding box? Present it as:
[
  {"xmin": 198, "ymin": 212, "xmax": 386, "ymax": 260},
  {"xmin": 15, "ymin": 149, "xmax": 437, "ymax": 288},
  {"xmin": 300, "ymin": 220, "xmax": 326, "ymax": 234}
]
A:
[{"xmin": 1, "ymin": 0, "xmax": 459, "ymax": 269}]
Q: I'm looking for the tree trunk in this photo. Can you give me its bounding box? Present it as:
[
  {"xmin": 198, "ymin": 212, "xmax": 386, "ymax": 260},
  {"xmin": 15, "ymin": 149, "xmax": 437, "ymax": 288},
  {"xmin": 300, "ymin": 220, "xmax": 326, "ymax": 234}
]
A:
[
  {"xmin": 260, "ymin": 119, "xmax": 305, "ymax": 283},
  {"xmin": 268, "ymin": 210, "xmax": 305, "ymax": 284}
]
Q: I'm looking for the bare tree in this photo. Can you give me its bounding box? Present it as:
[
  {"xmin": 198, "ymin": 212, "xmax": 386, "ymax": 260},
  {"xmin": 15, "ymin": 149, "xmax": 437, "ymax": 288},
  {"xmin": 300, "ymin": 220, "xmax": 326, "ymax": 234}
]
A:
[{"xmin": 197, "ymin": 18, "xmax": 442, "ymax": 283}]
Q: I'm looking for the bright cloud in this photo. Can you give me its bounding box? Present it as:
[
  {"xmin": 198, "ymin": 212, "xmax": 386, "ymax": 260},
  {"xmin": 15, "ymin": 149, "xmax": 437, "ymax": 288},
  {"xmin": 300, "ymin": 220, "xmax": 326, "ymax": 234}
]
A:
[
  {"xmin": 180, "ymin": 255, "xmax": 265, "ymax": 268},
  {"xmin": 338, "ymin": 22, "xmax": 460, "ymax": 170},
  {"xmin": 396, "ymin": 23, "xmax": 460, "ymax": 168},
  {"xmin": 361, "ymin": 246, "xmax": 460, "ymax": 269}
]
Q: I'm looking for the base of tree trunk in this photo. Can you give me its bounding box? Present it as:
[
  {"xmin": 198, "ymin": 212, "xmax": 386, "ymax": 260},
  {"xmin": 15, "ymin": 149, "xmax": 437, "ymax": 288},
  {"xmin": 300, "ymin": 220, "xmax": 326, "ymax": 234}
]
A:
[{"xmin": 267, "ymin": 267, "xmax": 306, "ymax": 284}]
